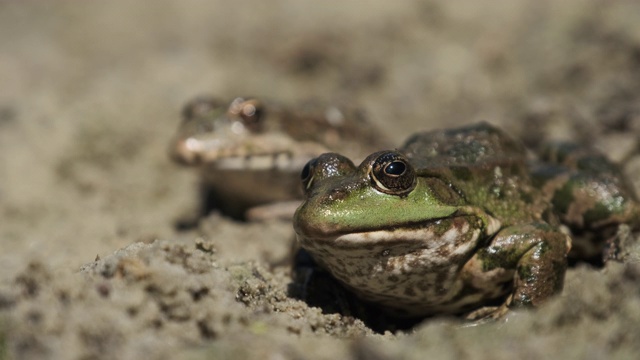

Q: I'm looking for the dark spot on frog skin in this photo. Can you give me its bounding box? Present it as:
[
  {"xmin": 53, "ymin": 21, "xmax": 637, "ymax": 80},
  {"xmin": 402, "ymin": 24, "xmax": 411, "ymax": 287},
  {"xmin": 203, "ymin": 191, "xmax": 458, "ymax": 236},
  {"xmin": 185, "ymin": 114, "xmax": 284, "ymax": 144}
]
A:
[
  {"xmin": 451, "ymin": 167, "xmax": 472, "ymax": 181},
  {"xmin": 517, "ymin": 265, "xmax": 534, "ymax": 284},
  {"xmin": 478, "ymin": 247, "xmax": 520, "ymax": 272},
  {"xmin": 404, "ymin": 286, "xmax": 416, "ymax": 296},
  {"xmin": 518, "ymin": 188, "xmax": 534, "ymax": 204}
]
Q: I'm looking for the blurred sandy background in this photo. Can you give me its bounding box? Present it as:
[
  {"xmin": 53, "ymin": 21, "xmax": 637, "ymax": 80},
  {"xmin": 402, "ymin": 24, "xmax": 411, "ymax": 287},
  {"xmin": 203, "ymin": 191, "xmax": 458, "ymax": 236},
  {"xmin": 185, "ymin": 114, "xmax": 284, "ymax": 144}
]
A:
[{"xmin": 2, "ymin": 1, "xmax": 640, "ymax": 359}]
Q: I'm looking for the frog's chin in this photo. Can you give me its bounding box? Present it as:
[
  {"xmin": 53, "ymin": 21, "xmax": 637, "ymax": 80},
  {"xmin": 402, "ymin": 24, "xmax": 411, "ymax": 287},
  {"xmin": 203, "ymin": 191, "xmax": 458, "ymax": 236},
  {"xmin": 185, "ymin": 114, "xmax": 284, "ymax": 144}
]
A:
[{"xmin": 298, "ymin": 218, "xmax": 485, "ymax": 309}]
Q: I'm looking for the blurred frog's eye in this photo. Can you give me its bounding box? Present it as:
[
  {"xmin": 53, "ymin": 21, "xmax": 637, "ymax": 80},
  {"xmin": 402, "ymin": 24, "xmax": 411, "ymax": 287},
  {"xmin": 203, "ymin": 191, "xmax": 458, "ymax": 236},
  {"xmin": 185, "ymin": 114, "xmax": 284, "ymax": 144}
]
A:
[
  {"xmin": 230, "ymin": 98, "xmax": 265, "ymax": 132},
  {"xmin": 370, "ymin": 151, "xmax": 416, "ymax": 196}
]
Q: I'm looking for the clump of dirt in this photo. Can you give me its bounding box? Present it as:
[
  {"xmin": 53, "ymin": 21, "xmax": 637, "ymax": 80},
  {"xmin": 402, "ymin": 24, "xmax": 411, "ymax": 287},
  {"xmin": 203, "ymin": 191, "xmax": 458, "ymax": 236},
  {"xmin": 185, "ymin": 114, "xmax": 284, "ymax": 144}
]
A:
[
  {"xmin": 3, "ymin": 232, "xmax": 640, "ymax": 359},
  {"xmin": 0, "ymin": 237, "xmax": 375, "ymax": 359}
]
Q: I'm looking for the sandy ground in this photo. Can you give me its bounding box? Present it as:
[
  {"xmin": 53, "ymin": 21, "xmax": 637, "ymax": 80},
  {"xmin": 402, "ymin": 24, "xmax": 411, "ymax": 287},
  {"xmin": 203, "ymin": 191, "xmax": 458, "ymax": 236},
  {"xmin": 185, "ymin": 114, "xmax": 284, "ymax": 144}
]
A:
[{"xmin": 2, "ymin": 0, "xmax": 640, "ymax": 359}]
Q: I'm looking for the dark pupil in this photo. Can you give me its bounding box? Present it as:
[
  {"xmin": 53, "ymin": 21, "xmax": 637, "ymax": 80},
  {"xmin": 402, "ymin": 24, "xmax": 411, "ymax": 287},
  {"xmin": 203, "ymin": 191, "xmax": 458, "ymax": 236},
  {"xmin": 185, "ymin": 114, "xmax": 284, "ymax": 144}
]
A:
[
  {"xmin": 301, "ymin": 161, "xmax": 311, "ymax": 180},
  {"xmin": 385, "ymin": 161, "xmax": 406, "ymax": 176}
]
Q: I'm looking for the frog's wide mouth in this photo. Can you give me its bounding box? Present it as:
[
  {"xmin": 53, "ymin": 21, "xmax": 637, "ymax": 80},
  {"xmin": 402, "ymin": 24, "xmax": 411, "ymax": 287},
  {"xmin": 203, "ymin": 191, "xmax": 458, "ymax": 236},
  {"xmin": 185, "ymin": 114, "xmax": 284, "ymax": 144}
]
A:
[
  {"xmin": 295, "ymin": 216, "xmax": 466, "ymax": 243},
  {"xmin": 172, "ymin": 136, "xmax": 311, "ymax": 171},
  {"xmin": 296, "ymin": 216, "xmax": 484, "ymax": 254},
  {"xmin": 297, "ymin": 221, "xmax": 436, "ymax": 243}
]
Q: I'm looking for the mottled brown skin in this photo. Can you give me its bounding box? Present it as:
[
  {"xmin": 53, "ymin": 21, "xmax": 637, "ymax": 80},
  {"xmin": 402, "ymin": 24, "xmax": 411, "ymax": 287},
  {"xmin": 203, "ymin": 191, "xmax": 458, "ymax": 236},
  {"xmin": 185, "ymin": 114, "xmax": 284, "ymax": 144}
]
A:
[
  {"xmin": 532, "ymin": 142, "xmax": 640, "ymax": 260},
  {"xmin": 294, "ymin": 122, "xmax": 638, "ymax": 319}
]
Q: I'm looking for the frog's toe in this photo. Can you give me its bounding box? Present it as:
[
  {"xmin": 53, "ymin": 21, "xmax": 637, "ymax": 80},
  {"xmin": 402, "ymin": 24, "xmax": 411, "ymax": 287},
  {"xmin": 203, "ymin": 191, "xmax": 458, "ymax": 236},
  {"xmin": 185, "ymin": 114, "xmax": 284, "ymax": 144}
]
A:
[
  {"xmin": 465, "ymin": 300, "xmax": 510, "ymax": 323},
  {"xmin": 465, "ymin": 306, "xmax": 500, "ymax": 321}
]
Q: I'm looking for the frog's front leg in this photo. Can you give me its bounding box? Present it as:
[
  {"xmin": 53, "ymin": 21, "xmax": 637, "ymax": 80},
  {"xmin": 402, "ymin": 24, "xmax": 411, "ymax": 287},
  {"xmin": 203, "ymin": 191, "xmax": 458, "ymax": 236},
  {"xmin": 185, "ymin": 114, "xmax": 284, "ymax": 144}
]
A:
[{"xmin": 463, "ymin": 222, "xmax": 570, "ymax": 318}]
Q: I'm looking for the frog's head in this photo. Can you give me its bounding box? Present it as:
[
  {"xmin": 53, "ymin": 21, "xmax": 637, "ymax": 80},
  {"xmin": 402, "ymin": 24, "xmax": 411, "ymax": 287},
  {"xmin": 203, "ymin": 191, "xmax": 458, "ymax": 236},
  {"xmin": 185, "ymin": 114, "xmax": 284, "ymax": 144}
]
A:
[
  {"xmin": 294, "ymin": 150, "xmax": 467, "ymax": 241},
  {"xmin": 170, "ymin": 97, "xmax": 261, "ymax": 164},
  {"xmin": 170, "ymin": 96, "xmax": 314, "ymax": 171}
]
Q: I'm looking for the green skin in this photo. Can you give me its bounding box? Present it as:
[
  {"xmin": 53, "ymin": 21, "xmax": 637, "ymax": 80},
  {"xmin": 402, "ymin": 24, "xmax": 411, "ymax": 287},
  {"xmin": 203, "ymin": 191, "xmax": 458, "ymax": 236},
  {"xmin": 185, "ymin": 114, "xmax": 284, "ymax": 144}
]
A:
[{"xmin": 293, "ymin": 122, "xmax": 638, "ymax": 318}]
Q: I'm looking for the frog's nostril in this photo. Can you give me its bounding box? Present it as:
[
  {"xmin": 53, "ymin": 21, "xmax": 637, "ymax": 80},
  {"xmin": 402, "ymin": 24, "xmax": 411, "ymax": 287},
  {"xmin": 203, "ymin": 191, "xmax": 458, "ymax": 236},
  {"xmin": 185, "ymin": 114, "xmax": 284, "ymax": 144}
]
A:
[{"xmin": 328, "ymin": 188, "xmax": 348, "ymax": 201}]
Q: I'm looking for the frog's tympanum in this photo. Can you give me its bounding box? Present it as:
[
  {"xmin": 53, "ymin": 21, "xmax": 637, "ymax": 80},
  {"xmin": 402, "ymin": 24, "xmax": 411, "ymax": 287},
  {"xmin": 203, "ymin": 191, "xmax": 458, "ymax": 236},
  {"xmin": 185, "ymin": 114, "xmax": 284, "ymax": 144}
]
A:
[
  {"xmin": 170, "ymin": 96, "xmax": 387, "ymax": 220},
  {"xmin": 293, "ymin": 122, "xmax": 639, "ymax": 318}
]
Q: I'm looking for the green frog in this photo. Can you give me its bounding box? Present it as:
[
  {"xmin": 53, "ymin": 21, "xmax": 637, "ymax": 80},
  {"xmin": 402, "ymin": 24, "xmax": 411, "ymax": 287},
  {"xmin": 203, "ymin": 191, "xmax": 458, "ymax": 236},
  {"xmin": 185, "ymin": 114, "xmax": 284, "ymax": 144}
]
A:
[
  {"xmin": 293, "ymin": 122, "xmax": 639, "ymax": 318},
  {"xmin": 170, "ymin": 96, "xmax": 387, "ymax": 220}
]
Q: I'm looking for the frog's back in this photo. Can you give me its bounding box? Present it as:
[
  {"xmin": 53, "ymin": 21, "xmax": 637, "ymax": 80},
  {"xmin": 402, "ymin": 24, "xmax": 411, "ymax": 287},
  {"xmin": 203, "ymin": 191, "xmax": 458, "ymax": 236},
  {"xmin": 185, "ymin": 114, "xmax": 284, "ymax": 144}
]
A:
[
  {"xmin": 401, "ymin": 122, "xmax": 550, "ymax": 226},
  {"xmin": 401, "ymin": 122, "xmax": 526, "ymax": 170}
]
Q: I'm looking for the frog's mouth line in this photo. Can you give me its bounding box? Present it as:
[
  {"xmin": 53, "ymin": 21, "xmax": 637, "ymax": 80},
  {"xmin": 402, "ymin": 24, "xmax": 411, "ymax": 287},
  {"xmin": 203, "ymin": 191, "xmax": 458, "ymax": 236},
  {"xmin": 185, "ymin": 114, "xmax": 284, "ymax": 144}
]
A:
[
  {"xmin": 299, "ymin": 216, "xmax": 479, "ymax": 248},
  {"xmin": 298, "ymin": 219, "xmax": 483, "ymax": 265}
]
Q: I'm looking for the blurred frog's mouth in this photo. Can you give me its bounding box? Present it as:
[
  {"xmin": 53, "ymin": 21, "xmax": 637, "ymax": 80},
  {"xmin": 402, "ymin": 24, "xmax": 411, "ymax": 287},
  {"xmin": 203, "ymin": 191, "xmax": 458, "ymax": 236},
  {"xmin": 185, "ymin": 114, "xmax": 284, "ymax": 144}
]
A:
[
  {"xmin": 171, "ymin": 132, "xmax": 322, "ymax": 172},
  {"xmin": 214, "ymin": 153, "xmax": 307, "ymax": 171},
  {"xmin": 172, "ymin": 137, "xmax": 311, "ymax": 171}
]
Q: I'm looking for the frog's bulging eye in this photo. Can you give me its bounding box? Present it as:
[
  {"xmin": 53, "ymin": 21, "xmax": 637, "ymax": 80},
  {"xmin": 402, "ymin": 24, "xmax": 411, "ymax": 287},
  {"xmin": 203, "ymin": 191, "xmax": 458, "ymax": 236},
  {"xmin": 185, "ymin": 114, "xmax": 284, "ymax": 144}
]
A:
[
  {"xmin": 370, "ymin": 152, "xmax": 416, "ymax": 196},
  {"xmin": 232, "ymin": 99, "xmax": 265, "ymax": 132},
  {"xmin": 301, "ymin": 159, "xmax": 316, "ymax": 191}
]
